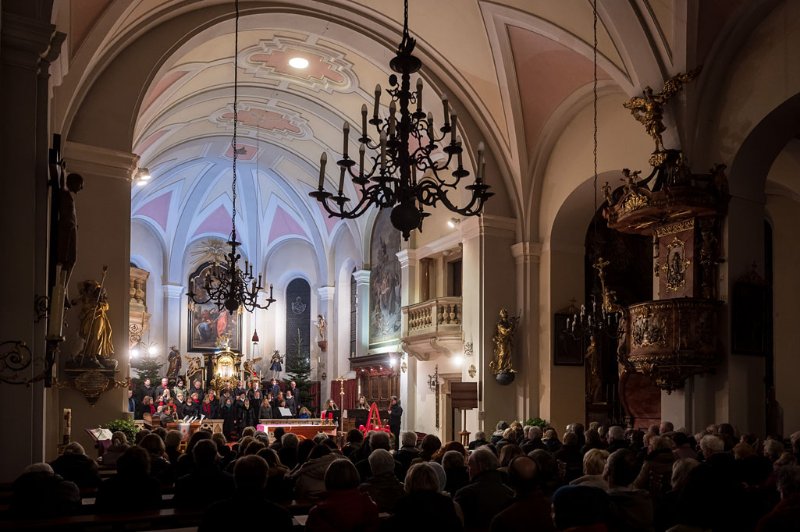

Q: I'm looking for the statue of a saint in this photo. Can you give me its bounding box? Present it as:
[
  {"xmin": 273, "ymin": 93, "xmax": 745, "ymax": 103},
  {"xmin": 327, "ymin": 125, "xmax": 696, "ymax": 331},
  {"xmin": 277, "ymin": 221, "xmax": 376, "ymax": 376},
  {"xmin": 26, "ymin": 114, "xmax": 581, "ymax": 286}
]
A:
[
  {"xmin": 585, "ymin": 335, "xmax": 603, "ymax": 404},
  {"xmin": 167, "ymin": 346, "xmax": 182, "ymax": 380},
  {"xmin": 489, "ymin": 308, "xmax": 519, "ymax": 374},
  {"xmin": 269, "ymin": 350, "xmax": 284, "ymax": 379},
  {"xmin": 74, "ymin": 278, "xmax": 116, "ymax": 369},
  {"xmin": 315, "ymin": 314, "xmax": 327, "ymax": 341}
]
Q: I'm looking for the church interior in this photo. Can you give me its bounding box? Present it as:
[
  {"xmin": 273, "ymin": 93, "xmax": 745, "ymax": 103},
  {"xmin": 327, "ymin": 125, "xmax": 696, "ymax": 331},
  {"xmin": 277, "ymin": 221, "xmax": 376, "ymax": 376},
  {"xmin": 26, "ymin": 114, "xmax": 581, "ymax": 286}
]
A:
[{"xmin": 3, "ymin": 0, "xmax": 800, "ymax": 498}]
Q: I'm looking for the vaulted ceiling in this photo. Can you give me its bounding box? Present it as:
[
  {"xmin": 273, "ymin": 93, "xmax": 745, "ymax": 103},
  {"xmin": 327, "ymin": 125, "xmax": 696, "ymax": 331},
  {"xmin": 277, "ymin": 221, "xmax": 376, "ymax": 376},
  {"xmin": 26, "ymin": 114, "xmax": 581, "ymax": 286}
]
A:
[{"xmin": 54, "ymin": 0, "xmax": 757, "ymax": 261}]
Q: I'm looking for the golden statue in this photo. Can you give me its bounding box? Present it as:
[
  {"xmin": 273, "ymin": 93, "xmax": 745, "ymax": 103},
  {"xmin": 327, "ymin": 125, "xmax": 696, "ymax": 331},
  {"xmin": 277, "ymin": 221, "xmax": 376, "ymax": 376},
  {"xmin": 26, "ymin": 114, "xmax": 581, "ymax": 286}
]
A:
[
  {"xmin": 489, "ymin": 308, "xmax": 519, "ymax": 374},
  {"xmin": 72, "ymin": 272, "xmax": 116, "ymax": 369},
  {"xmin": 623, "ymin": 67, "xmax": 701, "ymax": 153}
]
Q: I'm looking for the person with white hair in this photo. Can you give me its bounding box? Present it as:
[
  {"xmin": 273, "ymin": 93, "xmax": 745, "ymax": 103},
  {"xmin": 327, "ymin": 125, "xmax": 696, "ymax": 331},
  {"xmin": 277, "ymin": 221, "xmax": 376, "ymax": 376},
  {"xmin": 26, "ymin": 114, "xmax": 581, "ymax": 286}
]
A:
[
  {"xmin": 468, "ymin": 430, "xmax": 489, "ymax": 450},
  {"xmin": 699, "ymin": 434, "xmax": 725, "ymax": 460},
  {"xmin": 455, "ymin": 447, "xmax": 514, "ymax": 530},
  {"xmin": 359, "ymin": 449, "xmax": 404, "ymax": 513},
  {"xmin": 607, "ymin": 426, "xmax": 628, "ymax": 453},
  {"xmin": 49, "ymin": 441, "xmax": 101, "ymax": 489},
  {"xmin": 570, "ymin": 448, "xmax": 610, "ymax": 490}
]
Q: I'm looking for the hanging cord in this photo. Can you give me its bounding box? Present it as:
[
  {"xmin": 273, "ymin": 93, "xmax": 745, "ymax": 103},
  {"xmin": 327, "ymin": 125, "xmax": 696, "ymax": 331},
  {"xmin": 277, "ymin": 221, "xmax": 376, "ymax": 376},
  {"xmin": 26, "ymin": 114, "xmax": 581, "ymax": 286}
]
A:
[
  {"xmin": 231, "ymin": 0, "xmax": 239, "ymax": 241},
  {"xmin": 592, "ymin": 0, "xmax": 599, "ymax": 238}
]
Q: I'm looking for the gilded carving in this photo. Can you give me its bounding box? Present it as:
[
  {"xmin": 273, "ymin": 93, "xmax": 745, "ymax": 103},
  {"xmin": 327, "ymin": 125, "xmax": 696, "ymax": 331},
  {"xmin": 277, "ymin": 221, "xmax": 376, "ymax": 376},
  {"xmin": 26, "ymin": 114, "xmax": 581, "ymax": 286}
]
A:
[
  {"xmin": 656, "ymin": 219, "xmax": 694, "ymax": 238},
  {"xmin": 662, "ymin": 237, "xmax": 691, "ymax": 292},
  {"xmin": 621, "ymin": 299, "xmax": 720, "ymax": 392},
  {"xmin": 623, "ymin": 68, "xmax": 701, "ymax": 155}
]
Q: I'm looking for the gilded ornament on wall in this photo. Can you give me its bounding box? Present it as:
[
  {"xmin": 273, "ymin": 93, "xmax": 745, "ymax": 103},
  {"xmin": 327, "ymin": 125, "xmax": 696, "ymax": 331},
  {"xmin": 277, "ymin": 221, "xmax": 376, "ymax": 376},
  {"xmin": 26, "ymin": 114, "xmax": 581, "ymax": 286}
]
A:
[
  {"xmin": 662, "ymin": 237, "xmax": 691, "ymax": 292},
  {"xmin": 489, "ymin": 308, "xmax": 519, "ymax": 380}
]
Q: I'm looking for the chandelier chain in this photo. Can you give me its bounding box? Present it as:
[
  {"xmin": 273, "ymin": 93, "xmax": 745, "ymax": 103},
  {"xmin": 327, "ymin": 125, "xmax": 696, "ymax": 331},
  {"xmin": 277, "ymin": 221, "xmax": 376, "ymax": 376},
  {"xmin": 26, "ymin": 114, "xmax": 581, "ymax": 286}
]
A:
[
  {"xmin": 592, "ymin": 0, "xmax": 598, "ymax": 216},
  {"xmin": 231, "ymin": 0, "xmax": 239, "ymax": 240}
]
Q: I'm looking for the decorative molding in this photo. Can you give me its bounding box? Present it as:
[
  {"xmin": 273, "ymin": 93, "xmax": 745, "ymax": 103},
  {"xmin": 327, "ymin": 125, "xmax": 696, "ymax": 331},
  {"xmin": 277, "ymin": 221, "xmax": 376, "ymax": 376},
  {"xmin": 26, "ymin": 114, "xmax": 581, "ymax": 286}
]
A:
[
  {"xmin": 317, "ymin": 286, "xmax": 335, "ymax": 301},
  {"xmin": 63, "ymin": 141, "xmax": 139, "ymax": 181},
  {"xmin": 510, "ymin": 241, "xmax": 543, "ymax": 264},
  {"xmin": 656, "ymin": 219, "xmax": 694, "ymax": 237},
  {"xmin": 162, "ymin": 284, "xmax": 184, "ymax": 298},
  {"xmin": 352, "ymin": 269, "xmax": 371, "ymax": 286},
  {"xmin": 395, "ymin": 249, "xmax": 419, "ymax": 269}
]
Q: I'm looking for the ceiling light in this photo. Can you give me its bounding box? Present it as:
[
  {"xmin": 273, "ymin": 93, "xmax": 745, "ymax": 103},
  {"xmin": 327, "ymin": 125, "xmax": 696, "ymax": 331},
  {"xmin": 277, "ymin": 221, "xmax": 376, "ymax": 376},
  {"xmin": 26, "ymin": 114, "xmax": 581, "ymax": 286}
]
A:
[
  {"xmin": 288, "ymin": 57, "xmax": 309, "ymax": 69},
  {"xmin": 453, "ymin": 354, "xmax": 464, "ymax": 366},
  {"xmin": 138, "ymin": 167, "xmax": 152, "ymax": 181},
  {"xmin": 447, "ymin": 217, "xmax": 461, "ymax": 228}
]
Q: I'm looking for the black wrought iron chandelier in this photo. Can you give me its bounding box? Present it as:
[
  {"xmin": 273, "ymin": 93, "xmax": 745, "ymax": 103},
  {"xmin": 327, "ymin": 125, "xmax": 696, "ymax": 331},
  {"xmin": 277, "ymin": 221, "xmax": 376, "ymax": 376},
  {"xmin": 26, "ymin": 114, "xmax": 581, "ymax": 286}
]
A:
[
  {"xmin": 309, "ymin": 0, "xmax": 493, "ymax": 240},
  {"xmin": 566, "ymin": 0, "xmax": 623, "ymax": 340},
  {"xmin": 187, "ymin": 0, "xmax": 275, "ymax": 315}
]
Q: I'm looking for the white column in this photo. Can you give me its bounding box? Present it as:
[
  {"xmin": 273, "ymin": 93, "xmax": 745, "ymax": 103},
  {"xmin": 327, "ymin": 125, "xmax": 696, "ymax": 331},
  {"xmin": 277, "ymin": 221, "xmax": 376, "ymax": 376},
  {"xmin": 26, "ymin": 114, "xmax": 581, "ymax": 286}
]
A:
[
  {"xmin": 61, "ymin": 140, "xmax": 138, "ymax": 456},
  {"xmin": 396, "ymin": 249, "xmax": 419, "ymax": 306},
  {"xmin": 352, "ymin": 270, "xmax": 371, "ymax": 357},
  {"xmin": 511, "ymin": 241, "xmax": 543, "ymax": 421},
  {"xmin": 162, "ymin": 284, "xmax": 184, "ymax": 352}
]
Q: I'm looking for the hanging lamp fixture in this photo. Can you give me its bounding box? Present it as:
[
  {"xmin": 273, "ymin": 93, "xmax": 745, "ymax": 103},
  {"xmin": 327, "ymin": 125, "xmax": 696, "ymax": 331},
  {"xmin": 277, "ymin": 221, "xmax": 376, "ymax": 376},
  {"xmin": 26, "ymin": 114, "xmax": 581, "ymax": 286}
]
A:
[
  {"xmin": 566, "ymin": 0, "xmax": 623, "ymax": 339},
  {"xmin": 187, "ymin": 0, "xmax": 275, "ymax": 314},
  {"xmin": 309, "ymin": 0, "xmax": 493, "ymax": 240}
]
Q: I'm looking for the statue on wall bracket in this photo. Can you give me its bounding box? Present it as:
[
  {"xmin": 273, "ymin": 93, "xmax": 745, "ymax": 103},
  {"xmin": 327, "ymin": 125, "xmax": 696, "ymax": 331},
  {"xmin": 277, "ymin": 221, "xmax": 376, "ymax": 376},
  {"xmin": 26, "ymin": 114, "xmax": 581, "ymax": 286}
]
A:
[
  {"xmin": 489, "ymin": 308, "xmax": 519, "ymax": 385},
  {"xmin": 58, "ymin": 266, "xmax": 129, "ymax": 404}
]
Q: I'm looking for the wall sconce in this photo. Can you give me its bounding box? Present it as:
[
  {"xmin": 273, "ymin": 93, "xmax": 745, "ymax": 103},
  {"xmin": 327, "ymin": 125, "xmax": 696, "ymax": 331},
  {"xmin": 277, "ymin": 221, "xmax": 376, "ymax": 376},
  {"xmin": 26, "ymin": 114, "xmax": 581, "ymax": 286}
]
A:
[
  {"xmin": 400, "ymin": 354, "xmax": 408, "ymax": 373},
  {"xmin": 428, "ymin": 364, "xmax": 439, "ymax": 392},
  {"xmin": 447, "ymin": 217, "xmax": 461, "ymax": 229},
  {"xmin": 464, "ymin": 341, "xmax": 476, "ymax": 378}
]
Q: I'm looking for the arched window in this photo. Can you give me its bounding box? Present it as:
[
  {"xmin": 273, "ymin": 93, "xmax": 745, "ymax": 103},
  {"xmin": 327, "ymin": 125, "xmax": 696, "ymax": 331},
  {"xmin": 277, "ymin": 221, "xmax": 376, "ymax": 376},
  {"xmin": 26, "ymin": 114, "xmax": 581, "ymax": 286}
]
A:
[{"xmin": 285, "ymin": 278, "xmax": 311, "ymax": 366}]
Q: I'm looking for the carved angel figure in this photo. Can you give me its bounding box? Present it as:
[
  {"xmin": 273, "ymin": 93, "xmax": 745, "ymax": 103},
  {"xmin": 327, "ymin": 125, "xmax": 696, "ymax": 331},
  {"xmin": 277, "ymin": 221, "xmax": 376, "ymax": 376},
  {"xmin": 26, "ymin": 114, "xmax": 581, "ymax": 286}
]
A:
[
  {"xmin": 242, "ymin": 357, "xmax": 261, "ymax": 378},
  {"xmin": 184, "ymin": 355, "xmax": 203, "ymax": 380}
]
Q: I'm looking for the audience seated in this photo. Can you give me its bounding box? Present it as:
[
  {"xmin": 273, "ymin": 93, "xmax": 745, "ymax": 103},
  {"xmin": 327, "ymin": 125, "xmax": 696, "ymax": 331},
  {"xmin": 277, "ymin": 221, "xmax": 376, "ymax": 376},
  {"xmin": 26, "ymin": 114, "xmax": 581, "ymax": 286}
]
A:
[
  {"xmin": 199, "ymin": 455, "xmax": 292, "ymax": 531},
  {"xmin": 570, "ymin": 448, "xmax": 609, "ymax": 490},
  {"xmin": 174, "ymin": 439, "xmax": 235, "ymax": 508},
  {"xmin": 633, "ymin": 435, "xmax": 676, "ymax": 500},
  {"xmin": 95, "ymin": 446, "xmax": 161, "ymax": 513},
  {"xmin": 395, "ymin": 430, "xmax": 420, "ymax": 479},
  {"xmin": 139, "ymin": 433, "xmax": 175, "ymax": 486},
  {"xmin": 757, "ymin": 465, "xmax": 800, "ymax": 531},
  {"xmin": 289, "ymin": 444, "xmax": 339, "ymax": 502},
  {"xmin": 100, "ymin": 431, "xmax": 130, "ymax": 468},
  {"xmin": 551, "ymin": 485, "xmax": 610, "ymax": 531},
  {"xmin": 388, "ymin": 463, "xmax": 463, "ymax": 531},
  {"xmin": 442, "ymin": 450, "xmax": 470, "ymax": 495},
  {"xmin": 359, "ymin": 448, "xmax": 405, "ymax": 512},
  {"xmin": 306, "ymin": 459, "xmax": 379, "ymax": 532},
  {"xmin": 605, "ymin": 448, "xmax": 655, "ymax": 532},
  {"xmin": 49, "ymin": 441, "xmax": 102, "ymax": 489},
  {"xmin": 468, "ymin": 430, "xmax": 489, "ymax": 450},
  {"xmin": 454, "ymin": 447, "xmax": 514, "ymax": 531},
  {"xmin": 355, "ymin": 431, "xmax": 392, "ymax": 481},
  {"xmin": 489, "ymin": 456, "xmax": 554, "ymax": 532},
  {"xmin": 10, "ymin": 463, "xmax": 80, "ymax": 517}
]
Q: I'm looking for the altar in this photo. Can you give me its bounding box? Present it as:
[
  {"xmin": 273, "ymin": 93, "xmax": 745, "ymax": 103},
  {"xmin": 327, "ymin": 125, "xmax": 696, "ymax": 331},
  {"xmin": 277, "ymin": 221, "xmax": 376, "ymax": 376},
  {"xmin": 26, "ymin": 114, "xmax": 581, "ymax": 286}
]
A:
[{"xmin": 258, "ymin": 418, "xmax": 338, "ymax": 440}]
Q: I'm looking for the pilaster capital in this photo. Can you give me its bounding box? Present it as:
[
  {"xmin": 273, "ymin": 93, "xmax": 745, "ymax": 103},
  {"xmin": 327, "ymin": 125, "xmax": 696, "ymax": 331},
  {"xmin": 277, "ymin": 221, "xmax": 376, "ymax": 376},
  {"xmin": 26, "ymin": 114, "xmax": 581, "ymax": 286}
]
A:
[
  {"xmin": 352, "ymin": 269, "xmax": 371, "ymax": 286},
  {"xmin": 317, "ymin": 286, "xmax": 335, "ymax": 301},
  {"xmin": 511, "ymin": 241, "xmax": 543, "ymax": 264},
  {"xmin": 396, "ymin": 249, "xmax": 419, "ymax": 268},
  {"xmin": 63, "ymin": 141, "xmax": 139, "ymax": 182},
  {"xmin": 1, "ymin": 12, "xmax": 55, "ymax": 70},
  {"xmin": 162, "ymin": 284, "xmax": 184, "ymax": 298}
]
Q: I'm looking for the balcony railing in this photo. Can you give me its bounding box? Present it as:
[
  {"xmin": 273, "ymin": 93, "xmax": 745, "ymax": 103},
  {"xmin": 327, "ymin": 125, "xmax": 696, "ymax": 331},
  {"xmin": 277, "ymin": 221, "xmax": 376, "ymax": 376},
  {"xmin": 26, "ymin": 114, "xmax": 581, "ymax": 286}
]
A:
[{"xmin": 403, "ymin": 297, "xmax": 462, "ymax": 337}]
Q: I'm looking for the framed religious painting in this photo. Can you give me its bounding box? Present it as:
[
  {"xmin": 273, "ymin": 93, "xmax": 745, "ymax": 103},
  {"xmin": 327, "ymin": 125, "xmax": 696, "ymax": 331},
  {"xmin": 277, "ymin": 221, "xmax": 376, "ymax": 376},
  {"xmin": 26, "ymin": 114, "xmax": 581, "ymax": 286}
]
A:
[
  {"xmin": 187, "ymin": 262, "xmax": 242, "ymax": 352},
  {"xmin": 553, "ymin": 310, "xmax": 586, "ymax": 366}
]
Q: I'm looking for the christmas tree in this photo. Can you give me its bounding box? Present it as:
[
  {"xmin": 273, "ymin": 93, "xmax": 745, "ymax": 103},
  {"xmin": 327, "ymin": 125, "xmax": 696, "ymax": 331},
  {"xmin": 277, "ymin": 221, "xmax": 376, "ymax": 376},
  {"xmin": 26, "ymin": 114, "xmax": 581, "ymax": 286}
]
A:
[
  {"xmin": 284, "ymin": 328, "xmax": 313, "ymax": 411},
  {"xmin": 130, "ymin": 357, "xmax": 165, "ymax": 384}
]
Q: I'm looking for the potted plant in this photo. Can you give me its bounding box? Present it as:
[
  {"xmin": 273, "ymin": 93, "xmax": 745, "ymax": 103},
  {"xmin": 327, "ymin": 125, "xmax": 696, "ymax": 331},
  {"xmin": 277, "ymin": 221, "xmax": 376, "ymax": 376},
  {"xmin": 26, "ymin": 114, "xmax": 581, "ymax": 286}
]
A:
[{"xmin": 103, "ymin": 417, "xmax": 139, "ymax": 444}]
